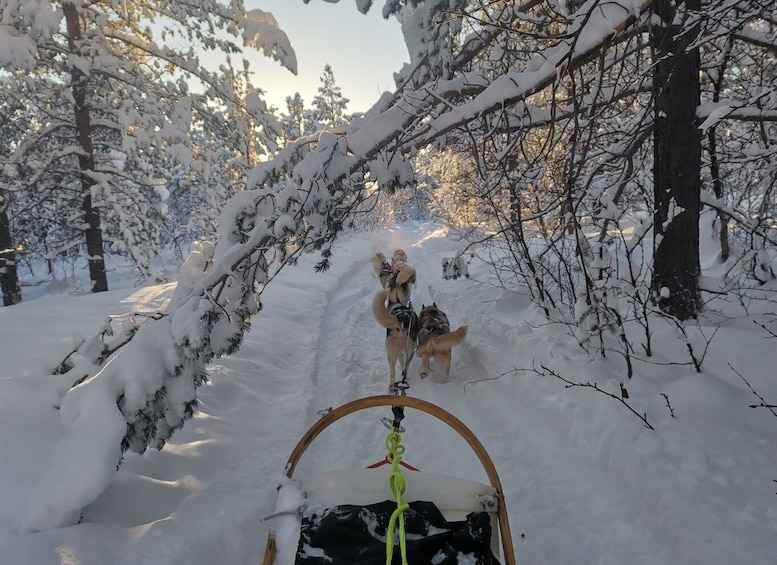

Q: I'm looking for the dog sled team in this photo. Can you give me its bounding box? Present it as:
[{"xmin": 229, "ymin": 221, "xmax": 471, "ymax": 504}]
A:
[{"xmin": 369, "ymin": 249, "xmax": 468, "ymax": 391}]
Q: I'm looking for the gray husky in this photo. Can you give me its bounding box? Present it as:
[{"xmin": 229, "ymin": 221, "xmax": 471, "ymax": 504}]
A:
[{"xmin": 416, "ymin": 303, "xmax": 468, "ymax": 381}]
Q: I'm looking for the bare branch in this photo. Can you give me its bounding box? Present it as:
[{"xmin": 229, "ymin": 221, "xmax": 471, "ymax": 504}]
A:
[
  {"xmin": 538, "ymin": 363, "xmax": 654, "ymax": 430},
  {"xmin": 730, "ymin": 364, "xmax": 777, "ymax": 417}
]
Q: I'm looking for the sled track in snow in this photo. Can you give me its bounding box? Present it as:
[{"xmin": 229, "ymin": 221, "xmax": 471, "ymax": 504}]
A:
[{"xmin": 262, "ymin": 231, "xmax": 664, "ymax": 564}]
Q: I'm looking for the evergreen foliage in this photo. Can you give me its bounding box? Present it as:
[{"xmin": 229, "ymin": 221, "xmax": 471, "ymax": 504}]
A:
[
  {"xmin": 311, "ymin": 64, "xmax": 351, "ymax": 129},
  {"xmin": 0, "ymin": 0, "xmax": 289, "ymax": 291}
]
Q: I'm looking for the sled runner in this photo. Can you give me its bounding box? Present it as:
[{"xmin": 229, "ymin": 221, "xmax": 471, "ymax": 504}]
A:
[{"xmin": 261, "ymin": 394, "xmax": 516, "ymax": 565}]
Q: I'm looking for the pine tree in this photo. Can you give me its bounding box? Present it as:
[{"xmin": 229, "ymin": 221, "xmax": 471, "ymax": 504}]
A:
[
  {"xmin": 0, "ymin": 189, "xmax": 21, "ymax": 306},
  {"xmin": 0, "ymin": 93, "xmax": 23, "ymax": 305},
  {"xmin": 162, "ymin": 55, "xmax": 283, "ymax": 252},
  {"xmin": 0, "ymin": 0, "xmax": 292, "ymax": 290},
  {"xmin": 279, "ymin": 92, "xmax": 316, "ymax": 145},
  {"xmin": 311, "ymin": 64, "xmax": 350, "ymax": 129},
  {"xmin": 651, "ymin": 0, "xmax": 703, "ymax": 319}
]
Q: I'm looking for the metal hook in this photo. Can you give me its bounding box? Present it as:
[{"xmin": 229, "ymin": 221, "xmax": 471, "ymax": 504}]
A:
[{"xmin": 381, "ymin": 416, "xmax": 405, "ymax": 432}]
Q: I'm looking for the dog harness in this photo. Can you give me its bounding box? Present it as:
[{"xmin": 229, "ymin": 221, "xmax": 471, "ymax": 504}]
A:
[
  {"xmin": 422, "ymin": 311, "xmax": 449, "ymax": 334},
  {"xmin": 387, "ymin": 280, "xmax": 412, "ymax": 307},
  {"xmin": 390, "ymin": 302, "xmax": 416, "ymax": 332}
]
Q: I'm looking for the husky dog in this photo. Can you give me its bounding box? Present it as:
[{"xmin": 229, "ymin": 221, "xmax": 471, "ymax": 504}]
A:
[
  {"xmin": 416, "ymin": 303, "xmax": 468, "ymax": 381},
  {"xmin": 368, "ymin": 252, "xmax": 394, "ymax": 288},
  {"xmin": 372, "ymin": 286, "xmax": 419, "ymax": 390},
  {"xmin": 442, "ymin": 254, "xmax": 469, "ymax": 280},
  {"xmin": 369, "ymin": 249, "xmax": 413, "ymax": 289}
]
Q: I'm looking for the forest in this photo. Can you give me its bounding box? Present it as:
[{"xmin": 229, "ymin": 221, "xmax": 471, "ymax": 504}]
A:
[{"xmin": 1, "ymin": 0, "xmax": 776, "ymax": 454}]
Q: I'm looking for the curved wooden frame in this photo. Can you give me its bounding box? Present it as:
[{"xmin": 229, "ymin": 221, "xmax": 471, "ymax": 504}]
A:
[{"xmin": 263, "ymin": 395, "xmax": 516, "ymax": 565}]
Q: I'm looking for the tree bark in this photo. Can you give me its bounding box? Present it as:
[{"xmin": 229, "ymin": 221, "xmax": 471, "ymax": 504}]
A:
[
  {"xmin": 708, "ymin": 127, "xmax": 729, "ymax": 261},
  {"xmin": 651, "ymin": 0, "xmax": 702, "ymax": 320},
  {"xmin": 0, "ymin": 192, "xmax": 22, "ymax": 306},
  {"xmin": 708, "ymin": 38, "xmax": 732, "ymax": 262},
  {"xmin": 63, "ymin": 2, "xmax": 108, "ymax": 292}
]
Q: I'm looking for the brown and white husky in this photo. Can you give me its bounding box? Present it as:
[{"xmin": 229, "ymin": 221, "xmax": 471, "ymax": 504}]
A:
[
  {"xmin": 372, "ymin": 282, "xmax": 419, "ymax": 390},
  {"xmin": 369, "ymin": 249, "xmax": 414, "ymax": 289},
  {"xmin": 368, "ymin": 252, "xmax": 394, "ymax": 288}
]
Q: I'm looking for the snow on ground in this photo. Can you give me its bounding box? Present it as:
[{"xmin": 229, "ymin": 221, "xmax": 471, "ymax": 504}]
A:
[{"xmin": 0, "ymin": 222, "xmax": 776, "ymax": 564}]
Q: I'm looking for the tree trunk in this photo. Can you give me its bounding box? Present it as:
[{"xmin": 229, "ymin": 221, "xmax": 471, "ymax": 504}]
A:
[
  {"xmin": 708, "ymin": 38, "xmax": 732, "ymax": 262},
  {"xmin": 63, "ymin": 2, "xmax": 108, "ymax": 292},
  {"xmin": 708, "ymin": 127, "xmax": 729, "ymax": 261},
  {"xmin": 651, "ymin": 0, "xmax": 702, "ymax": 320},
  {"xmin": 0, "ymin": 193, "xmax": 22, "ymax": 306}
]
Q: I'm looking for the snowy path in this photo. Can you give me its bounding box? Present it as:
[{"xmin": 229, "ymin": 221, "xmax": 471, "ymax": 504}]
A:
[{"xmin": 239, "ymin": 227, "xmax": 660, "ymax": 564}]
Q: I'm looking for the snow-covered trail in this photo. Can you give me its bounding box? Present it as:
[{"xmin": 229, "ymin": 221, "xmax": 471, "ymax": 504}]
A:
[{"xmin": 237, "ymin": 225, "xmax": 660, "ymax": 564}]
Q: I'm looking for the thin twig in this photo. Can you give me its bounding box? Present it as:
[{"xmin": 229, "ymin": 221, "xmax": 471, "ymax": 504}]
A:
[
  {"xmin": 661, "ymin": 393, "xmax": 675, "ymax": 418},
  {"xmin": 730, "ymin": 364, "xmax": 777, "ymax": 417},
  {"xmin": 540, "ymin": 363, "xmax": 654, "ymax": 429},
  {"xmin": 754, "ymin": 320, "xmax": 777, "ymax": 339},
  {"xmin": 463, "ymin": 368, "xmax": 523, "ymax": 393}
]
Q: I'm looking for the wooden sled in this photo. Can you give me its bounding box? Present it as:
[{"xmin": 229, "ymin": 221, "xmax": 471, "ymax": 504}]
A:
[{"xmin": 262, "ymin": 394, "xmax": 516, "ymax": 565}]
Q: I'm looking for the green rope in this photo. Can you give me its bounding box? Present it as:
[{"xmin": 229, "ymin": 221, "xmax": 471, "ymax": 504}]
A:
[{"xmin": 384, "ymin": 430, "xmax": 409, "ymax": 565}]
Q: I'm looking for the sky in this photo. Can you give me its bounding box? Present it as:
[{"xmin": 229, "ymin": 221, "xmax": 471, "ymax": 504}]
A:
[
  {"xmin": 1, "ymin": 222, "xmax": 776, "ymax": 564},
  {"xmin": 244, "ymin": 0, "xmax": 409, "ymax": 112}
]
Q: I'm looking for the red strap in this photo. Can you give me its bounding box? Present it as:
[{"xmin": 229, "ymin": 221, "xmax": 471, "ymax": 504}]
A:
[{"xmin": 365, "ymin": 455, "xmax": 420, "ymax": 472}]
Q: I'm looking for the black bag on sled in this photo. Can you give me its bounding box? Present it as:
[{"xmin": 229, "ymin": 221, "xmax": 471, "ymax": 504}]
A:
[{"xmin": 294, "ymin": 499, "xmax": 501, "ymax": 565}]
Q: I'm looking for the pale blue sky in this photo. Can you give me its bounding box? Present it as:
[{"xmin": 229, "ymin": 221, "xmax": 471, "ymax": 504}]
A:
[{"xmin": 246, "ymin": 1, "xmax": 409, "ymax": 113}]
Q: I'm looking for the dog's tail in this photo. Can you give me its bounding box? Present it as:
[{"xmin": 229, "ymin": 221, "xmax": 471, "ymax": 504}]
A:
[
  {"xmin": 372, "ymin": 289, "xmax": 400, "ymax": 330},
  {"xmin": 417, "ymin": 325, "xmax": 468, "ymax": 354},
  {"xmin": 394, "ymin": 265, "xmax": 416, "ymax": 286},
  {"xmin": 369, "ymin": 252, "xmax": 386, "ymax": 272}
]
